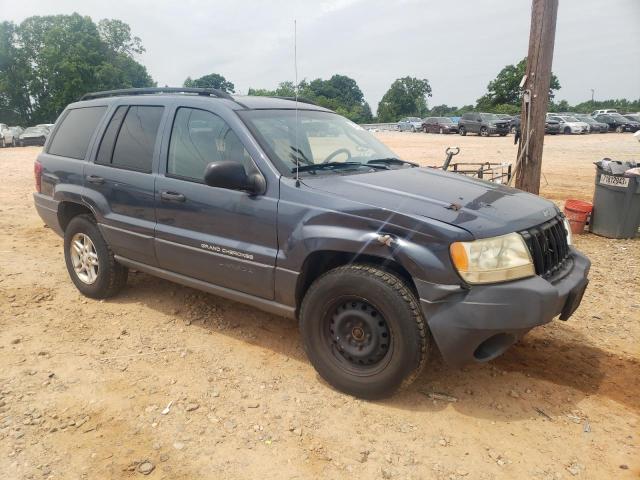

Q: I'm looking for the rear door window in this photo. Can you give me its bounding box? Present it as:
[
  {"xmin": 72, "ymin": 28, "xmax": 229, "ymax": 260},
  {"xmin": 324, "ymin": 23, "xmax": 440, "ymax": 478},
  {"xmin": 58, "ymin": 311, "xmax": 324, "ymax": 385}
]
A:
[
  {"xmin": 48, "ymin": 106, "xmax": 107, "ymax": 159},
  {"xmin": 96, "ymin": 105, "xmax": 164, "ymax": 172}
]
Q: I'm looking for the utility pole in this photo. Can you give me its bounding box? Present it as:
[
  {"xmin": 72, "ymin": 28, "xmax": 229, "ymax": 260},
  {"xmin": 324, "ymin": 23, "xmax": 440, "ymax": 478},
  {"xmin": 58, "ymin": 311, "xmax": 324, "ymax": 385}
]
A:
[{"xmin": 515, "ymin": 0, "xmax": 559, "ymax": 194}]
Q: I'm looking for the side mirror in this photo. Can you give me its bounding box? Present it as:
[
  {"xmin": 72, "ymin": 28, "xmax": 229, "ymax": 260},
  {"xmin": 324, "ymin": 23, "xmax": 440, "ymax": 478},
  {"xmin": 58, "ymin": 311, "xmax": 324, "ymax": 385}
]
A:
[{"xmin": 203, "ymin": 161, "xmax": 266, "ymax": 195}]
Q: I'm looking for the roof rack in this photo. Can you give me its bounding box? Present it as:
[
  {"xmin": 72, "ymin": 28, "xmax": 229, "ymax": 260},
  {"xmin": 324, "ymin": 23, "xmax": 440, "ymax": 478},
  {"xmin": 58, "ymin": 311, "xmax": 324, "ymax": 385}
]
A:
[
  {"xmin": 79, "ymin": 87, "xmax": 235, "ymax": 101},
  {"xmin": 273, "ymin": 96, "xmax": 318, "ymax": 106}
]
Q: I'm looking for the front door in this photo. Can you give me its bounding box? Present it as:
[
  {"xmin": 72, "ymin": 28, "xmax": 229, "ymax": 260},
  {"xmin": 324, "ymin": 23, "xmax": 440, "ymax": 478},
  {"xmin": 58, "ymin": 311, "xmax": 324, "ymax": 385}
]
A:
[{"xmin": 154, "ymin": 106, "xmax": 278, "ymax": 299}]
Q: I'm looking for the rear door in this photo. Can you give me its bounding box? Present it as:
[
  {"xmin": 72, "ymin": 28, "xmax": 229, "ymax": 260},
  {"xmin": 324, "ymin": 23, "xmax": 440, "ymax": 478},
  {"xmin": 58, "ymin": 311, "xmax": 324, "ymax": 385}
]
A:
[
  {"xmin": 83, "ymin": 103, "xmax": 166, "ymax": 266},
  {"xmin": 153, "ymin": 105, "xmax": 278, "ymax": 299}
]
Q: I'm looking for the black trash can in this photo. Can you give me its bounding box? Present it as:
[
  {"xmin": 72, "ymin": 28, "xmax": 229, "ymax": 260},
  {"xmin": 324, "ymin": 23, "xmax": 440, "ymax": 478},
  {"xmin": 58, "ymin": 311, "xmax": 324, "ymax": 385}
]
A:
[{"xmin": 590, "ymin": 168, "xmax": 640, "ymax": 239}]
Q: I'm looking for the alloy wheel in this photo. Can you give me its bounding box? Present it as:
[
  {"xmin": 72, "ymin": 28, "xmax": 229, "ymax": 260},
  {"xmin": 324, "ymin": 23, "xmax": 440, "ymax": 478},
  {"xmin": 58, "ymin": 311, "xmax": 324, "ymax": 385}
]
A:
[{"xmin": 69, "ymin": 233, "xmax": 99, "ymax": 284}]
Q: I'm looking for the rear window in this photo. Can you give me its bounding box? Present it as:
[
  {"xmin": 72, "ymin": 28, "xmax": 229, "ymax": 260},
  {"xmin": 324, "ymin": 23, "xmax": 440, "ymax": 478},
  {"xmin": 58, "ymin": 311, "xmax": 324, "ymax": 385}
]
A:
[{"xmin": 48, "ymin": 106, "xmax": 107, "ymax": 159}]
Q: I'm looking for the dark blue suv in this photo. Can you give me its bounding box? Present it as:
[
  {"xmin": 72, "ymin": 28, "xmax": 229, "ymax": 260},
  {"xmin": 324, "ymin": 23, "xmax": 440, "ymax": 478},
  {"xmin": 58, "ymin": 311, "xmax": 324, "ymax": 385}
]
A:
[{"xmin": 33, "ymin": 88, "xmax": 590, "ymax": 398}]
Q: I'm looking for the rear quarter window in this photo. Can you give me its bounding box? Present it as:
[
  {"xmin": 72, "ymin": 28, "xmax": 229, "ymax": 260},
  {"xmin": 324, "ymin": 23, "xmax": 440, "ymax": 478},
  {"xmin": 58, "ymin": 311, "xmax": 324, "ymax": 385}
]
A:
[{"xmin": 48, "ymin": 106, "xmax": 107, "ymax": 159}]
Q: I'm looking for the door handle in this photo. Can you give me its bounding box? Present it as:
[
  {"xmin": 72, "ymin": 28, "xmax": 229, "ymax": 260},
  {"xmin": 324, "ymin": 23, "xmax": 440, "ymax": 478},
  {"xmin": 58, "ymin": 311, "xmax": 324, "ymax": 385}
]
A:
[
  {"xmin": 160, "ymin": 191, "xmax": 186, "ymax": 202},
  {"xmin": 86, "ymin": 175, "xmax": 104, "ymax": 185}
]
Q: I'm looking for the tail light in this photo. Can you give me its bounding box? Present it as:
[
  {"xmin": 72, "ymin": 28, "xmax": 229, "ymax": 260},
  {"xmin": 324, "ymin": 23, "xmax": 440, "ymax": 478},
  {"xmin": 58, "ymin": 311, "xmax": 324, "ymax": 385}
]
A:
[{"xmin": 34, "ymin": 161, "xmax": 43, "ymax": 193}]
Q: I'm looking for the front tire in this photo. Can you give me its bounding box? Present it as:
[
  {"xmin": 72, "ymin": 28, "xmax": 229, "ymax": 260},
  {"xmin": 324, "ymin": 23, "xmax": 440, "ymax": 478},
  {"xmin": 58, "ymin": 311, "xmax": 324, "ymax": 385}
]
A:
[
  {"xmin": 459, "ymin": 126, "xmax": 467, "ymax": 136},
  {"xmin": 299, "ymin": 264, "xmax": 429, "ymax": 399},
  {"xmin": 615, "ymin": 126, "xmax": 623, "ymax": 133},
  {"xmin": 480, "ymin": 127, "xmax": 489, "ymax": 137},
  {"xmin": 564, "ymin": 127, "xmax": 571, "ymax": 134},
  {"xmin": 64, "ymin": 215, "xmax": 128, "ymax": 299}
]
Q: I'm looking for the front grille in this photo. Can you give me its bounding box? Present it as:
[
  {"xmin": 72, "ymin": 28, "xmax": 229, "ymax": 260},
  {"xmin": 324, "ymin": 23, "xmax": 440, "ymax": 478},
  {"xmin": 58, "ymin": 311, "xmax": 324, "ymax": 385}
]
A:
[{"xmin": 519, "ymin": 215, "xmax": 570, "ymax": 278}]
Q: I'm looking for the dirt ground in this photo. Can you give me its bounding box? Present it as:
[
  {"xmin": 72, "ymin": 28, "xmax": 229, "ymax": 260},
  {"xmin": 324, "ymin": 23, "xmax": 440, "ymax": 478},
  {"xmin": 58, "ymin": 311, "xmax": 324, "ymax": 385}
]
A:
[{"xmin": 0, "ymin": 132, "xmax": 638, "ymax": 480}]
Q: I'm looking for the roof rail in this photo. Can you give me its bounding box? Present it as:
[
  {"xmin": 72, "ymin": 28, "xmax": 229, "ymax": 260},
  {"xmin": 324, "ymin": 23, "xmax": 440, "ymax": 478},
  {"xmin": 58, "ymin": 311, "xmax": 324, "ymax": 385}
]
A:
[
  {"xmin": 79, "ymin": 87, "xmax": 235, "ymax": 101},
  {"xmin": 273, "ymin": 96, "xmax": 318, "ymax": 106}
]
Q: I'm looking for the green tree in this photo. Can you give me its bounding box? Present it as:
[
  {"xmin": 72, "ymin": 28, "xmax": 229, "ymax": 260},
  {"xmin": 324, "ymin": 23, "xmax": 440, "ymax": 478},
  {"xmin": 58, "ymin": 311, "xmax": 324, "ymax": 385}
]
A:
[
  {"xmin": 183, "ymin": 73, "xmax": 234, "ymax": 93},
  {"xmin": 248, "ymin": 75, "xmax": 373, "ymax": 123},
  {"xmin": 476, "ymin": 58, "xmax": 560, "ymax": 111},
  {"xmin": 0, "ymin": 14, "xmax": 154, "ymax": 125},
  {"xmin": 97, "ymin": 19, "xmax": 145, "ymax": 56},
  {"xmin": 377, "ymin": 77, "xmax": 432, "ymax": 122}
]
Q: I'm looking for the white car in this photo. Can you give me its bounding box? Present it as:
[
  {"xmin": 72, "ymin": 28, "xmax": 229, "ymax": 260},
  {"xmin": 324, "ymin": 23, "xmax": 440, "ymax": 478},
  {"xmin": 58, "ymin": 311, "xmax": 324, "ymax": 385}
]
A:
[
  {"xmin": 0, "ymin": 124, "xmax": 23, "ymax": 147},
  {"xmin": 547, "ymin": 115, "xmax": 589, "ymax": 134},
  {"xmin": 591, "ymin": 109, "xmax": 618, "ymax": 116}
]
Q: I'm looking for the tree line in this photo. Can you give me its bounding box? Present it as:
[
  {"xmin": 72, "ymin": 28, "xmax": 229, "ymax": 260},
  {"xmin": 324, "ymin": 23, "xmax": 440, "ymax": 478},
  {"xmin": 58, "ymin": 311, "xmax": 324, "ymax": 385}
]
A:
[{"xmin": 1, "ymin": 15, "xmax": 637, "ymax": 126}]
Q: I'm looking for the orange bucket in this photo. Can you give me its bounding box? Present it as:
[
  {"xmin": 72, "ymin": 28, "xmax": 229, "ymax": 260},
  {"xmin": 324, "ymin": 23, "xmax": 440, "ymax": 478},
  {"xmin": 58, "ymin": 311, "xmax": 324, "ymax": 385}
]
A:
[{"xmin": 564, "ymin": 199, "xmax": 593, "ymax": 234}]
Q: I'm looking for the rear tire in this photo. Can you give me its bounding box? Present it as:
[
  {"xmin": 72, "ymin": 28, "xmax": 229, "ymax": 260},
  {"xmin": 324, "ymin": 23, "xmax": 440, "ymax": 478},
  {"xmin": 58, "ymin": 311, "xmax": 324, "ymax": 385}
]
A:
[
  {"xmin": 299, "ymin": 264, "xmax": 429, "ymax": 399},
  {"xmin": 64, "ymin": 214, "xmax": 128, "ymax": 299},
  {"xmin": 615, "ymin": 126, "xmax": 623, "ymax": 133},
  {"xmin": 439, "ymin": 127, "xmax": 444, "ymax": 134},
  {"xmin": 0, "ymin": 137, "xmax": 5, "ymax": 148}
]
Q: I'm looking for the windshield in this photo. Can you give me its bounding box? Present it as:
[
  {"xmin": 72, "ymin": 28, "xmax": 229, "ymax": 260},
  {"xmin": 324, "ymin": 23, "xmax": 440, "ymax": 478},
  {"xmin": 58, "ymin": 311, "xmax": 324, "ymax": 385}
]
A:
[
  {"xmin": 480, "ymin": 113, "xmax": 499, "ymax": 121},
  {"xmin": 438, "ymin": 117, "xmax": 453, "ymax": 123},
  {"xmin": 240, "ymin": 109, "xmax": 400, "ymax": 176},
  {"xmin": 560, "ymin": 116, "xmax": 579, "ymax": 122}
]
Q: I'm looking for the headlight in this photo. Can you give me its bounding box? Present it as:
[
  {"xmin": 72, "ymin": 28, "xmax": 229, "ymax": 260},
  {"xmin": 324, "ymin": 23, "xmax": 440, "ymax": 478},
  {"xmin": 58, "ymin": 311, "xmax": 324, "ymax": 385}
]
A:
[
  {"xmin": 450, "ymin": 233, "xmax": 535, "ymax": 284},
  {"xmin": 562, "ymin": 217, "xmax": 573, "ymax": 246}
]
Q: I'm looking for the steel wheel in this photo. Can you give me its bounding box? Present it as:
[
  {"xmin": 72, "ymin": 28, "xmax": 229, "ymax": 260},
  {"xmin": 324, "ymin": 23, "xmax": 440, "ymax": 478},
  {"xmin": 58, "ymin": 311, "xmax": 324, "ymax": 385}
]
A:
[
  {"xmin": 69, "ymin": 233, "xmax": 99, "ymax": 284},
  {"xmin": 480, "ymin": 127, "xmax": 489, "ymax": 137},
  {"xmin": 324, "ymin": 298, "xmax": 392, "ymax": 376}
]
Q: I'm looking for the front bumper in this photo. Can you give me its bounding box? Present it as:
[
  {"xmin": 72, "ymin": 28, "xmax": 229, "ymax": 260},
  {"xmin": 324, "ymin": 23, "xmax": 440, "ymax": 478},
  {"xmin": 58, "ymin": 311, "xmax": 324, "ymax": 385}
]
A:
[{"xmin": 417, "ymin": 249, "xmax": 590, "ymax": 367}]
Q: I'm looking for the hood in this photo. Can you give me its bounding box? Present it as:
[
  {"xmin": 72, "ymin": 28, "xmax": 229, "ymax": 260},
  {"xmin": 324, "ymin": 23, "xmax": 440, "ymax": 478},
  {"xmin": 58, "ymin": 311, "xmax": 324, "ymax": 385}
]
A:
[{"xmin": 302, "ymin": 167, "xmax": 558, "ymax": 238}]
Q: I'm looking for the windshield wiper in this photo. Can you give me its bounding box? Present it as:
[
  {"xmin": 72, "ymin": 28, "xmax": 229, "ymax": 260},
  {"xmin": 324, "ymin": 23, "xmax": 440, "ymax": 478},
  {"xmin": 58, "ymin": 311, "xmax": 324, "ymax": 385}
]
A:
[
  {"xmin": 293, "ymin": 162, "xmax": 387, "ymax": 174},
  {"xmin": 367, "ymin": 158, "xmax": 418, "ymax": 167}
]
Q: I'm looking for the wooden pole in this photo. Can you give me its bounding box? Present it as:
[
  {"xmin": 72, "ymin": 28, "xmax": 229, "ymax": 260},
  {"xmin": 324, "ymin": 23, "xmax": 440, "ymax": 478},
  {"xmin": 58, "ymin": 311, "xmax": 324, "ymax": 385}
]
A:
[{"xmin": 515, "ymin": 0, "xmax": 559, "ymax": 194}]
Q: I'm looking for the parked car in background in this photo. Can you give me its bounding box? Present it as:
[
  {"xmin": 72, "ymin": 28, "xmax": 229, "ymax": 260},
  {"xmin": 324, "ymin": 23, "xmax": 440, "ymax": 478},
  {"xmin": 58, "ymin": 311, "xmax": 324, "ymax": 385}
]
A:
[
  {"xmin": 591, "ymin": 109, "xmax": 618, "ymax": 116},
  {"xmin": 397, "ymin": 117, "xmax": 423, "ymax": 132},
  {"xmin": 546, "ymin": 115, "xmax": 588, "ymax": 134},
  {"xmin": 458, "ymin": 112, "xmax": 510, "ymax": 137},
  {"xmin": 622, "ymin": 113, "xmax": 640, "ymax": 124},
  {"xmin": 545, "ymin": 118, "xmax": 561, "ymax": 135},
  {"xmin": 595, "ymin": 114, "xmax": 637, "ymax": 133},
  {"xmin": 0, "ymin": 124, "xmax": 11, "ymax": 147},
  {"xmin": 422, "ymin": 117, "xmax": 458, "ymax": 134},
  {"xmin": 608, "ymin": 113, "xmax": 640, "ymax": 132},
  {"xmin": 18, "ymin": 126, "xmax": 49, "ymax": 146},
  {"xmin": 1, "ymin": 125, "xmax": 24, "ymax": 146},
  {"xmin": 574, "ymin": 114, "xmax": 608, "ymax": 133}
]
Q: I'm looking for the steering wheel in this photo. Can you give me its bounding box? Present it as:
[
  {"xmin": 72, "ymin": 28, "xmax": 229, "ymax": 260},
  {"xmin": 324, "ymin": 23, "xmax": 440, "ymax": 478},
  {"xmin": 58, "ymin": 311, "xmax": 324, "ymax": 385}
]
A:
[{"xmin": 322, "ymin": 148, "xmax": 352, "ymax": 164}]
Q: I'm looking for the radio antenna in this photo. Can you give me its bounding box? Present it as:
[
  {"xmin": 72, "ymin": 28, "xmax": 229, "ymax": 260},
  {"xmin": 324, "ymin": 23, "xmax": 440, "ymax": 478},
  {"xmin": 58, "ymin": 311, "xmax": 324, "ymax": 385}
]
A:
[{"xmin": 294, "ymin": 19, "xmax": 300, "ymax": 187}]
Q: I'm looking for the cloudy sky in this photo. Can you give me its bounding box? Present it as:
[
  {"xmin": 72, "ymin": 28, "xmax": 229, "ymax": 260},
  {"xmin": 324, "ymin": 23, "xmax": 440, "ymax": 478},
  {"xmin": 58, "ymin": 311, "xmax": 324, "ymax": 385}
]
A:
[{"xmin": 6, "ymin": 0, "xmax": 640, "ymax": 112}]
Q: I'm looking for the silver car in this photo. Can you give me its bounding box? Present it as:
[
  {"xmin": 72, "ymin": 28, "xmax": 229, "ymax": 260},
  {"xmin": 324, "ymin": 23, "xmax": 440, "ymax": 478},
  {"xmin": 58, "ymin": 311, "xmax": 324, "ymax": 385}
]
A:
[{"xmin": 397, "ymin": 117, "xmax": 423, "ymax": 132}]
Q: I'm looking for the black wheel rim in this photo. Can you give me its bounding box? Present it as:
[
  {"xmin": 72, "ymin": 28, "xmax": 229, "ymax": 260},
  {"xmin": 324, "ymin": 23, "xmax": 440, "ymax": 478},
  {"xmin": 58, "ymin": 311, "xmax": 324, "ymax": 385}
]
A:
[{"xmin": 323, "ymin": 298, "xmax": 392, "ymax": 376}]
